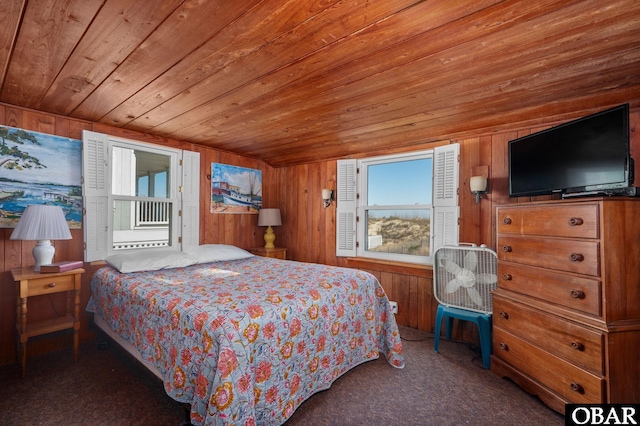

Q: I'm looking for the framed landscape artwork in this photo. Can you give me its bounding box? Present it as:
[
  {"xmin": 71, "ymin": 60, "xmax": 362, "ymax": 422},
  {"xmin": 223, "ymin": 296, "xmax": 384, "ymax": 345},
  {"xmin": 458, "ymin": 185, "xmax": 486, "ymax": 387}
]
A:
[
  {"xmin": 210, "ymin": 163, "xmax": 262, "ymax": 214},
  {"xmin": 0, "ymin": 125, "xmax": 82, "ymax": 228}
]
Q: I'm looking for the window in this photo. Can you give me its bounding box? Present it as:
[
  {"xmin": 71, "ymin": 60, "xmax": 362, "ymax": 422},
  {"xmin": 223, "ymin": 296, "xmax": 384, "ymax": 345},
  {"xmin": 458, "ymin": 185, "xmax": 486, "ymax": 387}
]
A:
[
  {"xmin": 336, "ymin": 144, "xmax": 459, "ymax": 264},
  {"xmin": 82, "ymin": 131, "xmax": 200, "ymax": 261}
]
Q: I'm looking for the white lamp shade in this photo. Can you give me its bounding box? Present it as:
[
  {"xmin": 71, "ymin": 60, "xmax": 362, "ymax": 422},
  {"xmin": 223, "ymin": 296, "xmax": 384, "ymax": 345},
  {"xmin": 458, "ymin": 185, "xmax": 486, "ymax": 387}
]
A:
[
  {"xmin": 258, "ymin": 208, "xmax": 282, "ymax": 227},
  {"xmin": 10, "ymin": 205, "xmax": 72, "ymax": 271},
  {"xmin": 470, "ymin": 176, "xmax": 488, "ymax": 192},
  {"xmin": 10, "ymin": 205, "xmax": 72, "ymax": 241},
  {"xmin": 322, "ymin": 188, "xmax": 333, "ymax": 200}
]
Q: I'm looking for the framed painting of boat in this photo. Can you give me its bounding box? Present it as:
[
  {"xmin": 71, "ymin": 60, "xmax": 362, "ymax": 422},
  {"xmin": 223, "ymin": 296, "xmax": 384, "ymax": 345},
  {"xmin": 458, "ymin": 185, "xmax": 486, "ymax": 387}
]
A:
[
  {"xmin": 0, "ymin": 125, "xmax": 82, "ymax": 228},
  {"xmin": 210, "ymin": 163, "xmax": 262, "ymax": 214}
]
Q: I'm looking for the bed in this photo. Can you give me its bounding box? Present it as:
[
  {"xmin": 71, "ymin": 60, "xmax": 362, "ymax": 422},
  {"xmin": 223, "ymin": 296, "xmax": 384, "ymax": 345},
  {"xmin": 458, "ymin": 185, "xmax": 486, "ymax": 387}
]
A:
[{"xmin": 87, "ymin": 245, "xmax": 404, "ymax": 425}]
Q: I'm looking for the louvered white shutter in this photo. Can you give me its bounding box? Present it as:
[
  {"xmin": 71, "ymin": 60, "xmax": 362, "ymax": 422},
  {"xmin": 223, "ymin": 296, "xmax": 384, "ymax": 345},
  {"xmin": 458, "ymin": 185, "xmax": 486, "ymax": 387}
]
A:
[
  {"xmin": 82, "ymin": 130, "xmax": 110, "ymax": 262},
  {"xmin": 336, "ymin": 159, "xmax": 357, "ymax": 257},
  {"xmin": 181, "ymin": 150, "xmax": 200, "ymax": 249},
  {"xmin": 432, "ymin": 143, "xmax": 459, "ymax": 252}
]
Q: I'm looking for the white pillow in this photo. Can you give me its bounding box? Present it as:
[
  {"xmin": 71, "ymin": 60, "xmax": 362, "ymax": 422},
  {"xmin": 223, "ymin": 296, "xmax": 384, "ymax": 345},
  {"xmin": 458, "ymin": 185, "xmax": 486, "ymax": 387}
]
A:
[
  {"xmin": 105, "ymin": 249, "xmax": 198, "ymax": 273},
  {"xmin": 184, "ymin": 244, "xmax": 254, "ymax": 264}
]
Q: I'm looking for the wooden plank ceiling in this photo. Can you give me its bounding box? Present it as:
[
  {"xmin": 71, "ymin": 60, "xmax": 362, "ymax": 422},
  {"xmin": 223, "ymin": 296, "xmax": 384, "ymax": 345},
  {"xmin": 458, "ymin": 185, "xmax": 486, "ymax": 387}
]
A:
[{"xmin": 1, "ymin": 0, "xmax": 639, "ymax": 167}]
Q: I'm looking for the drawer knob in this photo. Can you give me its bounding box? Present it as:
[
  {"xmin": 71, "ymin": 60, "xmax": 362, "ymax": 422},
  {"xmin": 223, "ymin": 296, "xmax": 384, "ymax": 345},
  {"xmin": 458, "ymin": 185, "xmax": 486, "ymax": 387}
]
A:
[
  {"xmin": 502, "ymin": 217, "xmax": 512, "ymax": 225},
  {"xmin": 570, "ymin": 290, "xmax": 585, "ymax": 299},
  {"xmin": 570, "ymin": 382, "xmax": 585, "ymax": 394},
  {"xmin": 502, "ymin": 273, "xmax": 512, "ymax": 281},
  {"xmin": 569, "ymin": 253, "xmax": 584, "ymax": 262},
  {"xmin": 568, "ymin": 217, "xmax": 584, "ymax": 226},
  {"xmin": 48, "ymin": 282, "xmax": 56, "ymax": 288},
  {"xmin": 499, "ymin": 342, "xmax": 509, "ymax": 351},
  {"xmin": 499, "ymin": 311, "xmax": 509, "ymax": 319},
  {"xmin": 570, "ymin": 341, "xmax": 585, "ymax": 351},
  {"xmin": 502, "ymin": 245, "xmax": 512, "ymax": 253}
]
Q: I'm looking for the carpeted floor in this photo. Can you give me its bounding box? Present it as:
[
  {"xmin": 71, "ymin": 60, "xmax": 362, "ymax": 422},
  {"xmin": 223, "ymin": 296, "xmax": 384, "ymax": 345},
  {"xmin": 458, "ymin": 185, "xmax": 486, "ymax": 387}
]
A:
[{"xmin": 0, "ymin": 326, "xmax": 564, "ymax": 425}]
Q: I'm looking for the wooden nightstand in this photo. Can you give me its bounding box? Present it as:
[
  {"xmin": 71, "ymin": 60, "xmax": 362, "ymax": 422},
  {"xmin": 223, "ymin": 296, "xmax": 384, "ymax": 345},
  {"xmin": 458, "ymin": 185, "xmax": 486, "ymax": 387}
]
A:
[
  {"xmin": 250, "ymin": 247, "xmax": 287, "ymax": 260},
  {"xmin": 11, "ymin": 267, "xmax": 85, "ymax": 377}
]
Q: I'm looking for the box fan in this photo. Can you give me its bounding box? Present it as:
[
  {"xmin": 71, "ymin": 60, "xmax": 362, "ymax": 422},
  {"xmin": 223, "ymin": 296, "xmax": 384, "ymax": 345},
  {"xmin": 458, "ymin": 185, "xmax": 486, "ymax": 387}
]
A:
[{"xmin": 433, "ymin": 243, "xmax": 497, "ymax": 368}]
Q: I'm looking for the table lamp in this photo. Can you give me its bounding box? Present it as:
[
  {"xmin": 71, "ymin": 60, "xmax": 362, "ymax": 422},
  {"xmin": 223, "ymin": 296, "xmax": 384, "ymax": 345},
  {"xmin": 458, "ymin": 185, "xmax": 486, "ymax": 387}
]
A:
[
  {"xmin": 10, "ymin": 205, "xmax": 72, "ymax": 271},
  {"xmin": 257, "ymin": 208, "xmax": 282, "ymax": 249}
]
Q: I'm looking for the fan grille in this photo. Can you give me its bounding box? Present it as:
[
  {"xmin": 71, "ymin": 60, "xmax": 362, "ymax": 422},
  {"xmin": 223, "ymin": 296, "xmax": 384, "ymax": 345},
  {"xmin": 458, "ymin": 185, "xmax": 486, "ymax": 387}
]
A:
[{"xmin": 434, "ymin": 245, "xmax": 498, "ymax": 315}]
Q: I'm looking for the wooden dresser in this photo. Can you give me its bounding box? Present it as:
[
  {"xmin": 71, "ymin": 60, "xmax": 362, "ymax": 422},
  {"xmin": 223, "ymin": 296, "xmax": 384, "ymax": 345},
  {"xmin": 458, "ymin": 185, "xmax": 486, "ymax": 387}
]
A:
[{"xmin": 492, "ymin": 197, "xmax": 640, "ymax": 414}]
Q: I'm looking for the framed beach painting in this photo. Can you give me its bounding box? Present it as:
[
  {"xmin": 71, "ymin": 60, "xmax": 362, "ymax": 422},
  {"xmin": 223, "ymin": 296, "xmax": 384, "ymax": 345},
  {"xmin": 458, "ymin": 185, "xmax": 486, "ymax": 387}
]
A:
[
  {"xmin": 210, "ymin": 163, "xmax": 262, "ymax": 213},
  {"xmin": 0, "ymin": 125, "xmax": 82, "ymax": 228}
]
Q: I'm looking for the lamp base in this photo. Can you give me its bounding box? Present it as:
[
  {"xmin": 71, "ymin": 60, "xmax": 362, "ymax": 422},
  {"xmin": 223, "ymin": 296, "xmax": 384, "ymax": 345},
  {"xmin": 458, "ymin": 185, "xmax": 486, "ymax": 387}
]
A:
[
  {"xmin": 33, "ymin": 239, "xmax": 55, "ymax": 272},
  {"xmin": 263, "ymin": 226, "xmax": 276, "ymax": 249}
]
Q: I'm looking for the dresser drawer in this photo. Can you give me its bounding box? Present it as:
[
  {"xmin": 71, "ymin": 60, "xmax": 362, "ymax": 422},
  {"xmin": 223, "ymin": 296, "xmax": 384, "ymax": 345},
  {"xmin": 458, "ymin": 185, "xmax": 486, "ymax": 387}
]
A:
[
  {"xmin": 497, "ymin": 204, "xmax": 598, "ymax": 238},
  {"xmin": 269, "ymin": 250, "xmax": 286, "ymax": 260},
  {"xmin": 25, "ymin": 274, "xmax": 75, "ymax": 297},
  {"xmin": 250, "ymin": 247, "xmax": 287, "ymax": 259},
  {"xmin": 497, "ymin": 261, "xmax": 601, "ymax": 316},
  {"xmin": 497, "ymin": 235, "xmax": 599, "ymax": 277},
  {"xmin": 493, "ymin": 327, "xmax": 604, "ymax": 404},
  {"xmin": 493, "ymin": 295, "xmax": 604, "ymax": 374}
]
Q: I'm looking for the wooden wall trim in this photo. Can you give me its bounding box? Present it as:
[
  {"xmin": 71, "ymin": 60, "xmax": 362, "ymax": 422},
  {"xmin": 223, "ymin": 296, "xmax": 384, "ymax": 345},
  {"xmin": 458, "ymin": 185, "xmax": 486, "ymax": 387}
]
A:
[{"xmin": 346, "ymin": 257, "xmax": 433, "ymax": 278}]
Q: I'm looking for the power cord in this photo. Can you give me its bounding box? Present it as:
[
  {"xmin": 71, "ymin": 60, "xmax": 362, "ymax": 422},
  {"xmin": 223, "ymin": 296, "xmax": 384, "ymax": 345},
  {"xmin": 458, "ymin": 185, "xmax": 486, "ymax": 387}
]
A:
[
  {"xmin": 400, "ymin": 334, "xmax": 433, "ymax": 342},
  {"xmin": 48, "ymin": 294, "xmax": 62, "ymax": 317}
]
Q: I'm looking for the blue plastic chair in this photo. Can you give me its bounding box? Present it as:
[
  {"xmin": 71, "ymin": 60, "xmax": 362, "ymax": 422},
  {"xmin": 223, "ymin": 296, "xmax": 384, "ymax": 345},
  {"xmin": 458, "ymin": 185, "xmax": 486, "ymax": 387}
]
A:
[{"xmin": 434, "ymin": 304, "xmax": 492, "ymax": 369}]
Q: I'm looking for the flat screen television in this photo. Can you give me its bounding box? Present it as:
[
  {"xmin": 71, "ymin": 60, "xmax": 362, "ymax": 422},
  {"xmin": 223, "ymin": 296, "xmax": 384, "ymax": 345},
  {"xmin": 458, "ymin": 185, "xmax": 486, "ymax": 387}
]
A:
[{"xmin": 508, "ymin": 103, "xmax": 633, "ymax": 198}]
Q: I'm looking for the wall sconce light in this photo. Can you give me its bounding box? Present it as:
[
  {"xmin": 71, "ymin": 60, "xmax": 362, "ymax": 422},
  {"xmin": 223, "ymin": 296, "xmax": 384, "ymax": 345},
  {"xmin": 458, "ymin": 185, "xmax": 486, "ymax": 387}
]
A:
[
  {"xmin": 470, "ymin": 176, "xmax": 489, "ymax": 204},
  {"xmin": 322, "ymin": 188, "xmax": 334, "ymax": 208}
]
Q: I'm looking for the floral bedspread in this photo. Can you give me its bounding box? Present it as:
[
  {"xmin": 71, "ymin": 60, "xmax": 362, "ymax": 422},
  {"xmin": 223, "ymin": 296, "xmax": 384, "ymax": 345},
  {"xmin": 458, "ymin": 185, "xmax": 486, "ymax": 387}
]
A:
[{"xmin": 88, "ymin": 256, "xmax": 404, "ymax": 425}]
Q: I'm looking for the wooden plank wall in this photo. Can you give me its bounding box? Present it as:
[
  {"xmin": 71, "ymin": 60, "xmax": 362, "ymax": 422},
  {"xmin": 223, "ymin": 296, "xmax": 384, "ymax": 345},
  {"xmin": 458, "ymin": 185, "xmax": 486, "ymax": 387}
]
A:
[{"xmin": 1, "ymin": 102, "xmax": 637, "ymax": 366}]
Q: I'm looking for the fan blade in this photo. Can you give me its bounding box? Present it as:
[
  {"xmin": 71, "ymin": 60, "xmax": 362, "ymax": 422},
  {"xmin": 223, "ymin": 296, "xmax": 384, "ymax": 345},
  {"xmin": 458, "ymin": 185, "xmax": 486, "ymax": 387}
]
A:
[
  {"xmin": 464, "ymin": 251, "xmax": 478, "ymax": 271},
  {"xmin": 476, "ymin": 273, "xmax": 498, "ymax": 285},
  {"xmin": 437, "ymin": 251, "xmax": 456, "ymax": 267},
  {"xmin": 457, "ymin": 268, "xmax": 476, "ymax": 288},
  {"xmin": 440, "ymin": 259, "xmax": 461, "ymax": 275},
  {"xmin": 466, "ymin": 287, "xmax": 484, "ymax": 307},
  {"xmin": 445, "ymin": 278, "xmax": 462, "ymax": 293}
]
